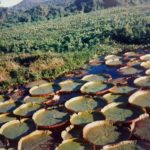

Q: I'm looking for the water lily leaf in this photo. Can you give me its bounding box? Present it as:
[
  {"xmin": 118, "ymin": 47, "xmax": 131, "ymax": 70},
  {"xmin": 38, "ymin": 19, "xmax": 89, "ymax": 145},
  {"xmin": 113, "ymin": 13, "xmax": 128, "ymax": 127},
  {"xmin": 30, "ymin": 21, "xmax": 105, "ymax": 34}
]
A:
[
  {"xmin": 65, "ymin": 96, "xmax": 106, "ymax": 112},
  {"xmin": 70, "ymin": 111, "xmax": 105, "ymax": 126},
  {"xmin": 0, "ymin": 95, "xmax": 6, "ymax": 103},
  {"xmin": 0, "ymin": 113, "xmax": 17, "ymax": 126},
  {"xmin": 141, "ymin": 61, "xmax": 150, "ymax": 69},
  {"xmin": 81, "ymin": 74, "xmax": 110, "ymax": 82},
  {"xmin": 83, "ymin": 120, "xmax": 130, "ymax": 146},
  {"xmin": 105, "ymin": 55, "xmax": 121, "ymax": 60},
  {"xmin": 13, "ymin": 102, "xmax": 41, "ymax": 117},
  {"xmin": 101, "ymin": 102, "xmax": 144, "ymax": 122},
  {"xmin": 140, "ymin": 54, "xmax": 150, "ymax": 61},
  {"xmin": 56, "ymin": 138, "xmax": 93, "ymax": 150},
  {"xmin": 18, "ymin": 130, "xmax": 53, "ymax": 150},
  {"xmin": 127, "ymin": 59, "xmax": 141, "ymax": 67},
  {"xmin": 0, "ymin": 119, "xmax": 36, "ymax": 140},
  {"xmin": 124, "ymin": 52, "xmax": 139, "ymax": 57},
  {"xmin": 59, "ymin": 80, "xmax": 84, "ymax": 93},
  {"xmin": 24, "ymin": 96, "xmax": 48, "ymax": 104},
  {"xmin": 81, "ymin": 82, "xmax": 112, "ymax": 94},
  {"xmin": 129, "ymin": 90, "xmax": 150, "ymax": 107},
  {"xmin": 109, "ymin": 86, "xmax": 137, "ymax": 94},
  {"xmin": 146, "ymin": 69, "xmax": 150, "ymax": 75},
  {"xmin": 29, "ymin": 83, "xmax": 60, "ymax": 96},
  {"xmin": 105, "ymin": 59, "xmax": 122, "ymax": 66},
  {"xmin": 134, "ymin": 76, "xmax": 150, "ymax": 87},
  {"xmin": 32, "ymin": 108, "xmax": 70, "ymax": 129}
]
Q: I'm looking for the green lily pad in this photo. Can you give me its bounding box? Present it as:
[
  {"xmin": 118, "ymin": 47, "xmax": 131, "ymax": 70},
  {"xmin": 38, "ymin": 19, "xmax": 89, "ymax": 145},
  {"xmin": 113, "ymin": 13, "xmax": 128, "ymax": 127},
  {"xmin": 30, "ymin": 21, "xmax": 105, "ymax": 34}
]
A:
[
  {"xmin": 83, "ymin": 120, "xmax": 130, "ymax": 146},
  {"xmin": 81, "ymin": 74, "xmax": 110, "ymax": 82},
  {"xmin": 129, "ymin": 90, "xmax": 150, "ymax": 107},
  {"xmin": 140, "ymin": 54, "xmax": 150, "ymax": 61},
  {"xmin": 118, "ymin": 66, "xmax": 142, "ymax": 75},
  {"xmin": 124, "ymin": 52, "xmax": 139, "ymax": 57},
  {"xmin": 65, "ymin": 96, "xmax": 106, "ymax": 112},
  {"xmin": 29, "ymin": 83, "xmax": 60, "ymax": 96},
  {"xmin": 101, "ymin": 102, "xmax": 144, "ymax": 122},
  {"xmin": 18, "ymin": 130, "xmax": 53, "ymax": 150},
  {"xmin": 81, "ymin": 82, "xmax": 111, "ymax": 94},
  {"xmin": 24, "ymin": 96, "xmax": 48, "ymax": 104},
  {"xmin": 59, "ymin": 80, "xmax": 84, "ymax": 92},
  {"xmin": 0, "ymin": 119, "xmax": 36, "ymax": 140},
  {"xmin": 0, "ymin": 113, "xmax": 17, "ymax": 126},
  {"xmin": 105, "ymin": 55, "xmax": 121, "ymax": 60},
  {"xmin": 32, "ymin": 108, "xmax": 70, "ymax": 129},
  {"xmin": 13, "ymin": 103, "xmax": 41, "ymax": 117},
  {"xmin": 105, "ymin": 59, "xmax": 122, "ymax": 66},
  {"xmin": 109, "ymin": 86, "xmax": 137, "ymax": 94},
  {"xmin": 70, "ymin": 111, "xmax": 105, "ymax": 126},
  {"xmin": 141, "ymin": 61, "xmax": 150, "ymax": 69},
  {"xmin": 127, "ymin": 59, "xmax": 141, "ymax": 67},
  {"xmin": 56, "ymin": 138, "xmax": 93, "ymax": 150},
  {"xmin": 146, "ymin": 69, "xmax": 150, "ymax": 75},
  {"xmin": 134, "ymin": 76, "xmax": 150, "ymax": 87}
]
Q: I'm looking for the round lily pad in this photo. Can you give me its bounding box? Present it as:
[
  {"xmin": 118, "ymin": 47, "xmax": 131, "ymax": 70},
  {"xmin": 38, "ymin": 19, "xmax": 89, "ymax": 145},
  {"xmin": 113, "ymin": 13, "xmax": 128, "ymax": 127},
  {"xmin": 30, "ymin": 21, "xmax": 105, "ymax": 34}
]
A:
[
  {"xmin": 29, "ymin": 83, "xmax": 60, "ymax": 96},
  {"xmin": 24, "ymin": 96, "xmax": 47, "ymax": 104},
  {"xmin": 140, "ymin": 54, "xmax": 150, "ymax": 61},
  {"xmin": 65, "ymin": 96, "xmax": 106, "ymax": 112},
  {"xmin": 134, "ymin": 76, "xmax": 150, "ymax": 87},
  {"xmin": 124, "ymin": 52, "xmax": 139, "ymax": 57},
  {"xmin": 109, "ymin": 86, "xmax": 137, "ymax": 94},
  {"xmin": 146, "ymin": 69, "xmax": 150, "ymax": 75},
  {"xmin": 127, "ymin": 59, "xmax": 141, "ymax": 67},
  {"xmin": 81, "ymin": 82, "xmax": 112, "ymax": 94},
  {"xmin": 59, "ymin": 80, "xmax": 84, "ymax": 93},
  {"xmin": 81, "ymin": 74, "xmax": 110, "ymax": 82},
  {"xmin": 105, "ymin": 55, "xmax": 121, "ymax": 60},
  {"xmin": 56, "ymin": 138, "xmax": 93, "ymax": 150},
  {"xmin": 141, "ymin": 61, "xmax": 150, "ymax": 69},
  {"xmin": 18, "ymin": 130, "xmax": 53, "ymax": 150},
  {"xmin": 70, "ymin": 111, "xmax": 105, "ymax": 126},
  {"xmin": 0, "ymin": 119, "xmax": 36, "ymax": 140},
  {"xmin": 129, "ymin": 90, "xmax": 150, "ymax": 107},
  {"xmin": 83, "ymin": 120, "xmax": 130, "ymax": 146},
  {"xmin": 32, "ymin": 108, "xmax": 70, "ymax": 129},
  {"xmin": 0, "ymin": 113, "xmax": 17, "ymax": 126},
  {"xmin": 105, "ymin": 59, "xmax": 122, "ymax": 66},
  {"xmin": 118, "ymin": 66, "xmax": 142, "ymax": 75},
  {"xmin": 13, "ymin": 103, "xmax": 41, "ymax": 117},
  {"xmin": 0, "ymin": 100, "xmax": 19, "ymax": 113},
  {"xmin": 101, "ymin": 102, "xmax": 144, "ymax": 122}
]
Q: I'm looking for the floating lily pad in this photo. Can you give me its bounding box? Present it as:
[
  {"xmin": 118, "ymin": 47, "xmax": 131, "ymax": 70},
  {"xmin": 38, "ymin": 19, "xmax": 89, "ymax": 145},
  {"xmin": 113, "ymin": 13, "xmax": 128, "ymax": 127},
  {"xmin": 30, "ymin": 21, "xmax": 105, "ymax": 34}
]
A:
[
  {"xmin": 140, "ymin": 54, "xmax": 150, "ymax": 61},
  {"xmin": 18, "ymin": 130, "xmax": 53, "ymax": 150},
  {"xmin": 0, "ymin": 113, "xmax": 17, "ymax": 126},
  {"xmin": 102, "ymin": 140, "xmax": 150, "ymax": 150},
  {"xmin": 109, "ymin": 86, "xmax": 137, "ymax": 94},
  {"xmin": 118, "ymin": 66, "xmax": 142, "ymax": 75},
  {"xmin": 81, "ymin": 82, "xmax": 112, "ymax": 94},
  {"xmin": 24, "ymin": 96, "xmax": 48, "ymax": 104},
  {"xmin": 59, "ymin": 80, "xmax": 84, "ymax": 93},
  {"xmin": 105, "ymin": 59, "xmax": 122, "ymax": 66},
  {"xmin": 65, "ymin": 96, "xmax": 106, "ymax": 112},
  {"xmin": 129, "ymin": 90, "xmax": 150, "ymax": 107},
  {"xmin": 32, "ymin": 108, "xmax": 70, "ymax": 129},
  {"xmin": 124, "ymin": 52, "xmax": 139, "ymax": 57},
  {"xmin": 134, "ymin": 76, "xmax": 150, "ymax": 87},
  {"xmin": 141, "ymin": 61, "xmax": 150, "ymax": 69},
  {"xmin": 146, "ymin": 69, "xmax": 150, "ymax": 75},
  {"xmin": 101, "ymin": 102, "xmax": 144, "ymax": 122},
  {"xmin": 132, "ymin": 114, "xmax": 150, "ymax": 142},
  {"xmin": 105, "ymin": 55, "xmax": 121, "ymax": 60},
  {"xmin": 0, "ymin": 119, "xmax": 36, "ymax": 140},
  {"xmin": 13, "ymin": 103, "xmax": 41, "ymax": 117},
  {"xmin": 81, "ymin": 74, "xmax": 110, "ymax": 82},
  {"xmin": 109, "ymin": 77, "xmax": 129, "ymax": 85},
  {"xmin": 83, "ymin": 120, "xmax": 130, "ymax": 146},
  {"xmin": 127, "ymin": 59, "xmax": 141, "ymax": 67},
  {"xmin": 56, "ymin": 138, "xmax": 93, "ymax": 150},
  {"xmin": 29, "ymin": 83, "xmax": 60, "ymax": 96},
  {"xmin": 0, "ymin": 100, "xmax": 19, "ymax": 113},
  {"xmin": 70, "ymin": 111, "xmax": 105, "ymax": 126}
]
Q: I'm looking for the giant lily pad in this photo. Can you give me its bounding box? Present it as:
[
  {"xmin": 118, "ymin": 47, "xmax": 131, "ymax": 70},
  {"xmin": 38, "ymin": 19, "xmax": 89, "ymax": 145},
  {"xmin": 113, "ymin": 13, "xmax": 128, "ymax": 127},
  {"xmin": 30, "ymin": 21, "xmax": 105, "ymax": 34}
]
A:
[
  {"xmin": 134, "ymin": 76, "xmax": 150, "ymax": 87},
  {"xmin": 124, "ymin": 52, "xmax": 139, "ymax": 57},
  {"xmin": 18, "ymin": 130, "xmax": 53, "ymax": 150},
  {"xmin": 101, "ymin": 102, "xmax": 144, "ymax": 122},
  {"xmin": 81, "ymin": 82, "xmax": 112, "ymax": 94},
  {"xmin": 70, "ymin": 111, "xmax": 105, "ymax": 126},
  {"xmin": 118, "ymin": 66, "xmax": 142, "ymax": 75},
  {"xmin": 59, "ymin": 80, "xmax": 84, "ymax": 93},
  {"xmin": 105, "ymin": 55, "xmax": 121, "ymax": 60},
  {"xmin": 129, "ymin": 90, "xmax": 150, "ymax": 107},
  {"xmin": 141, "ymin": 61, "xmax": 150, "ymax": 69},
  {"xmin": 109, "ymin": 86, "xmax": 137, "ymax": 94},
  {"xmin": 0, "ymin": 119, "xmax": 36, "ymax": 140},
  {"xmin": 83, "ymin": 120, "xmax": 130, "ymax": 146},
  {"xmin": 140, "ymin": 54, "xmax": 150, "ymax": 61},
  {"xmin": 65, "ymin": 96, "xmax": 106, "ymax": 112},
  {"xmin": 56, "ymin": 138, "xmax": 93, "ymax": 150},
  {"xmin": 32, "ymin": 108, "xmax": 70, "ymax": 129},
  {"xmin": 13, "ymin": 103, "xmax": 41, "ymax": 117},
  {"xmin": 105, "ymin": 59, "xmax": 122, "ymax": 66},
  {"xmin": 29, "ymin": 83, "xmax": 60, "ymax": 96},
  {"xmin": 0, "ymin": 113, "xmax": 17, "ymax": 126},
  {"xmin": 24, "ymin": 96, "xmax": 48, "ymax": 104},
  {"xmin": 81, "ymin": 74, "xmax": 110, "ymax": 82}
]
